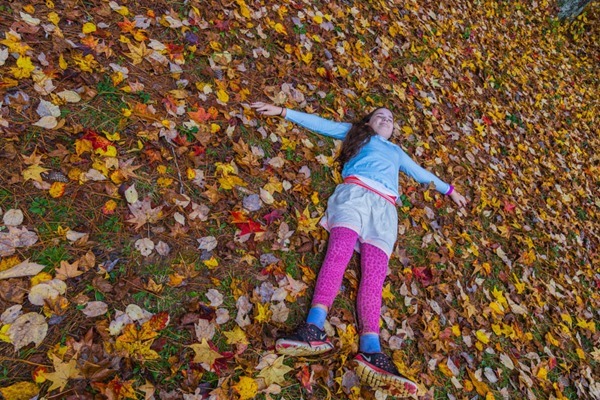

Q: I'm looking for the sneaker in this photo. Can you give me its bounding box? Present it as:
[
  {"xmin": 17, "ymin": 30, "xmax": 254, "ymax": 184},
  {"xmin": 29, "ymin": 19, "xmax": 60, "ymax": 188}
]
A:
[
  {"xmin": 275, "ymin": 323, "xmax": 334, "ymax": 357},
  {"xmin": 354, "ymin": 352, "xmax": 419, "ymax": 397}
]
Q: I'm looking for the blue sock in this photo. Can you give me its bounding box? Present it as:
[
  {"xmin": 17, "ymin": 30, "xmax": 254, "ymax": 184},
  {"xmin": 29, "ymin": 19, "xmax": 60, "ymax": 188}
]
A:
[
  {"xmin": 359, "ymin": 333, "xmax": 381, "ymax": 353},
  {"xmin": 306, "ymin": 306, "xmax": 327, "ymax": 330}
]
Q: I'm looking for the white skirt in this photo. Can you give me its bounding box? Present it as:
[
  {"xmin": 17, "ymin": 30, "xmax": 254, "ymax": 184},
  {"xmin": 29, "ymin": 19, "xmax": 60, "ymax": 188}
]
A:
[{"xmin": 320, "ymin": 183, "xmax": 398, "ymax": 257}]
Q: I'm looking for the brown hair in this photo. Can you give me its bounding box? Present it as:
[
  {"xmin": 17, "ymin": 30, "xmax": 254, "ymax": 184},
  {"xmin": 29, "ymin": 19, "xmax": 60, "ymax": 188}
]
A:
[{"xmin": 337, "ymin": 108, "xmax": 384, "ymax": 167}]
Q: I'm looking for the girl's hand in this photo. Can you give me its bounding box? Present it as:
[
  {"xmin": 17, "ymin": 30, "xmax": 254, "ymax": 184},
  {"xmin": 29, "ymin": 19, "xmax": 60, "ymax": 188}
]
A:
[
  {"xmin": 450, "ymin": 190, "xmax": 468, "ymax": 208},
  {"xmin": 250, "ymin": 102, "xmax": 286, "ymax": 117}
]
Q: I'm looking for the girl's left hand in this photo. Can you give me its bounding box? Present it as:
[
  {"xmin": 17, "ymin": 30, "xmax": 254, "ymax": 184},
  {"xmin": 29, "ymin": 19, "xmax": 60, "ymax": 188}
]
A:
[{"xmin": 450, "ymin": 191, "xmax": 469, "ymax": 208}]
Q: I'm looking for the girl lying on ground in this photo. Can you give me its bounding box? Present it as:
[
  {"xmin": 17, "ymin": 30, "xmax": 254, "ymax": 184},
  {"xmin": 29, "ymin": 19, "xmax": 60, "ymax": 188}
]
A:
[{"xmin": 251, "ymin": 101, "xmax": 468, "ymax": 397}]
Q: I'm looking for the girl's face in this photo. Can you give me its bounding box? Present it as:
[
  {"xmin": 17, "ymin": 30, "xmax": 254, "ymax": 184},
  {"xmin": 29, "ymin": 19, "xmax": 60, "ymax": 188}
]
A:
[{"xmin": 367, "ymin": 108, "xmax": 394, "ymax": 139}]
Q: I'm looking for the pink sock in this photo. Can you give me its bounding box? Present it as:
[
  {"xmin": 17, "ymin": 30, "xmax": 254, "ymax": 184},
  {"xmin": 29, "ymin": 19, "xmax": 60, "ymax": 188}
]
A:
[
  {"xmin": 357, "ymin": 243, "xmax": 388, "ymax": 334},
  {"xmin": 311, "ymin": 227, "xmax": 358, "ymax": 309}
]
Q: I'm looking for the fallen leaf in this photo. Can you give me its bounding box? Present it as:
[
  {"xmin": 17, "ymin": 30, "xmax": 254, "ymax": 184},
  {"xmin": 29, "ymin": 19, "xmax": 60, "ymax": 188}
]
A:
[
  {"xmin": 81, "ymin": 301, "xmax": 108, "ymax": 317},
  {"xmin": 7, "ymin": 312, "xmax": 48, "ymax": 351},
  {"xmin": 0, "ymin": 259, "xmax": 45, "ymax": 280},
  {"xmin": 0, "ymin": 381, "xmax": 39, "ymax": 400},
  {"xmin": 256, "ymin": 355, "xmax": 293, "ymax": 386},
  {"xmin": 43, "ymin": 355, "xmax": 82, "ymax": 392},
  {"xmin": 3, "ymin": 209, "xmax": 24, "ymax": 226}
]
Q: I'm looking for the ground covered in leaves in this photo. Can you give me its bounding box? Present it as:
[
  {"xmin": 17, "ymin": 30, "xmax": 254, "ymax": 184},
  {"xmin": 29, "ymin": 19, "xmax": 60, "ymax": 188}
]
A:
[{"xmin": 0, "ymin": 0, "xmax": 598, "ymax": 399}]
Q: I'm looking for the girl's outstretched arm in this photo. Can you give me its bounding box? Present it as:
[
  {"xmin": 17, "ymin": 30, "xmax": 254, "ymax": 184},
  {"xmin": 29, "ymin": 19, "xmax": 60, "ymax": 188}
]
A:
[
  {"xmin": 398, "ymin": 149, "xmax": 469, "ymax": 208},
  {"xmin": 250, "ymin": 102, "xmax": 351, "ymax": 140}
]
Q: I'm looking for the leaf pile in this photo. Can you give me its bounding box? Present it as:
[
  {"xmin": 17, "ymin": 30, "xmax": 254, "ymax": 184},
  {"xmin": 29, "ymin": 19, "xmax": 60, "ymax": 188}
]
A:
[{"xmin": 0, "ymin": 0, "xmax": 599, "ymax": 399}]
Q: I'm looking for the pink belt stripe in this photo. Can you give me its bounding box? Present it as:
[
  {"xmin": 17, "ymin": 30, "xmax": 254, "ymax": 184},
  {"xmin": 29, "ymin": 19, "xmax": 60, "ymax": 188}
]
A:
[{"xmin": 343, "ymin": 176, "xmax": 397, "ymax": 206}]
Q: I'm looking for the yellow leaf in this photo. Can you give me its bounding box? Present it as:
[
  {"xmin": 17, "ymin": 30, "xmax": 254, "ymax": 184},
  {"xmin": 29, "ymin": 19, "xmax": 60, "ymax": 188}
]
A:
[
  {"xmin": 310, "ymin": 191, "xmax": 319, "ymax": 205},
  {"xmin": 11, "ymin": 56, "xmax": 35, "ymax": 79},
  {"xmin": 31, "ymin": 272, "xmax": 53, "ymax": 286},
  {"xmin": 210, "ymin": 123, "xmax": 221, "ymax": 133},
  {"xmin": 560, "ymin": 313, "xmax": 572, "ymax": 327},
  {"xmin": 402, "ymin": 125, "xmax": 413, "ymax": 135},
  {"xmin": 224, "ymin": 326, "xmax": 249, "ymax": 346},
  {"xmin": 254, "ymin": 303, "xmax": 271, "ymax": 323},
  {"xmin": 115, "ymin": 5, "xmax": 130, "ymax": 16},
  {"xmin": 233, "ymin": 376, "xmax": 258, "ymax": 400},
  {"xmin": 489, "ymin": 301, "xmax": 505, "ymax": 316},
  {"xmin": 49, "ymin": 182, "xmax": 66, "ymax": 198},
  {"xmin": 22, "ymin": 164, "xmax": 49, "ymax": 183},
  {"xmin": 0, "ymin": 256, "xmax": 21, "ymax": 272},
  {"xmin": 467, "ymin": 369, "xmax": 490, "ymax": 396},
  {"xmin": 545, "ymin": 332, "xmax": 560, "ymax": 347},
  {"xmin": 452, "ymin": 325, "xmax": 461, "ymax": 337},
  {"xmin": 82, "ymin": 22, "xmax": 96, "ymax": 34},
  {"xmin": 257, "ymin": 355, "xmax": 293, "ymax": 386},
  {"xmin": 295, "ymin": 206, "xmax": 320, "ymax": 235},
  {"xmin": 203, "ymin": 257, "xmax": 219, "ymax": 269},
  {"xmin": 301, "ymin": 52, "xmax": 313, "ymax": 64},
  {"xmin": 216, "ymin": 89, "xmax": 229, "ymax": 103},
  {"xmin": 47, "ymin": 12, "xmax": 60, "ymax": 25},
  {"xmin": 218, "ymin": 175, "xmax": 246, "ymax": 190},
  {"xmin": 186, "ymin": 168, "xmax": 196, "ymax": 180},
  {"xmin": 95, "ymin": 145, "xmax": 117, "ymax": 157},
  {"xmin": 43, "ymin": 355, "xmax": 82, "ymax": 392},
  {"xmin": 536, "ymin": 366, "xmax": 548, "ymax": 381},
  {"xmin": 126, "ymin": 41, "xmax": 152, "ymax": 65},
  {"xmin": 58, "ymin": 54, "xmax": 67, "ymax": 70},
  {"xmin": 0, "ymin": 381, "xmax": 39, "ymax": 400},
  {"xmin": 156, "ymin": 177, "xmax": 173, "ymax": 188},
  {"xmin": 0, "ymin": 324, "xmax": 10, "ymax": 343},
  {"xmin": 235, "ymin": 0, "xmax": 251, "ymax": 18},
  {"xmin": 475, "ymin": 330, "xmax": 490, "ymax": 344},
  {"xmin": 274, "ymin": 23, "xmax": 287, "ymax": 35},
  {"xmin": 382, "ymin": 283, "xmax": 395, "ymax": 302},
  {"xmin": 188, "ymin": 339, "xmax": 222, "ymax": 370}
]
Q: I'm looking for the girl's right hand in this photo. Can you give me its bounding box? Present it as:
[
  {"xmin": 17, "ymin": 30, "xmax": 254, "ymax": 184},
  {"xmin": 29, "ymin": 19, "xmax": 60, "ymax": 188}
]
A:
[{"xmin": 250, "ymin": 102, "xmax": 286, "ymax": 117}]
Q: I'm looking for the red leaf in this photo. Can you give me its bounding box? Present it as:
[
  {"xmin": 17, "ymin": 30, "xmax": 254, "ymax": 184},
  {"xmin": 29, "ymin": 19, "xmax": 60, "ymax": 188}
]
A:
[
  {"xmin": 296, "ymin": 364, "xmax": 313, "ymax": 393},
  {"xmin": 82, "ymin": 129, "xmax": 112, "ymax": 151},
  {"xmin": 239, "ymin": 220, "xmax": 264, "ymax": 236},
  {"xmin": 413, "ymin": 266, "xmax": 433, "ymax": 287},
  {"xmin": 263, "ymin": 209, "xmax": 284, "ymax": 225},
  {"xmin": 189, "ymin": 107, "xmax": 212, "ymax": 123},
  {"xmin": 503, "ymin": 201, "xmax": 517, "ymax": 213}
]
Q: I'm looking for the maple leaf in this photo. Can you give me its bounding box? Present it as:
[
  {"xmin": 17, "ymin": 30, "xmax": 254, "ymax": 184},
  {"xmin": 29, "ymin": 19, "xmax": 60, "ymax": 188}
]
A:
[
  {"xmin": 54, "ymin": 260, "xmax": 83, "ymax": 280},
  {"xmin": 223, "ymin": 326, "xmax": 249, "ymax": 346},
  {"xmin": 233, "ymin": 376, "xmax": 258, "ymax": 400},
  {"xmin": 295, "ymin": 206, "xmax": 321, "ymax": 235},
  {"xmin": 11, "ymin": 56, "xmax": 35, "ymax": 79},
  {"xmin": 256, "ymin": 355, "xmax": 293, "ymax": 386},
  {"xmin": 189, "ymin": 339, "xmax": 222, "ymax": 372},
  {"xmin": 116, "ymin": 158, "xmax": 142, "ymax": 180},
  {"xmin": 126, "ymin": 41, "xmax": 152, "ymax": 65},
  {"xmin": 43, "ymin": 355, "xmax": 82, "ymax": 392},
  {"xmin": 188, "ymin": 106, "xmax": 212, "ymax": 123},
  {"xmin": 22, "ymin": 164, "xmax": 49, "ymax": 183},
  {"xmin": 126, "ymin": 198, "xmax": 163, "ymax": 230},
  {"xmin": 91, "ymin": 377, "xmax": 137, "ymax": 400}
]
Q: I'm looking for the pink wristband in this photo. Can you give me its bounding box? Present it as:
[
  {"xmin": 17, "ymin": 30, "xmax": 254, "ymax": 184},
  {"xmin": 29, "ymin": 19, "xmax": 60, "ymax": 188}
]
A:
[{"xmin": 446, "ymin": 185, "xmax": 454, "ymax": 196}]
